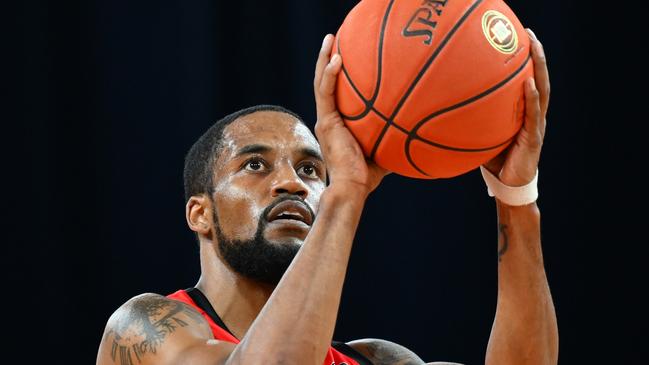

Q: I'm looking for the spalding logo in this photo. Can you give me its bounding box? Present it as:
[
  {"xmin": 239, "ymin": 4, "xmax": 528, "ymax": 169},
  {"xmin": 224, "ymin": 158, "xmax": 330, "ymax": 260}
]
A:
[
  {"xmin": 402, "ymin": 0, "xmax": 449, "ymax": 45},
  {"xmin": 481, "ymin": 10, "xmax": 518, "ymax": 54}
]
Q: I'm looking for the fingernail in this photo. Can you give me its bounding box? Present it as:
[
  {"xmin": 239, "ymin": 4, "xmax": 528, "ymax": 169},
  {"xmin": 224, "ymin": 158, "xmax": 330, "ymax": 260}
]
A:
[
  {"xmin": 331, "ymin": 53, "xmax": 341, "ymax": 65},
  {"xmin": 526, "ymin": 28, "xmax": 538, "ymax": 40},
  {"xmin": 537, "ymin": 44, "xmax": 545, "ymax": 60},
  {"xmin": 206, "ymin": 339, "xmax": 219, "ymax": 345},
  {"xmin": 321, "ymin": 34, "xmax": 331, "ymax": 49},
  {"xmin": 528, "ymin": 77, "xmax": 536, "ymax": 89}
]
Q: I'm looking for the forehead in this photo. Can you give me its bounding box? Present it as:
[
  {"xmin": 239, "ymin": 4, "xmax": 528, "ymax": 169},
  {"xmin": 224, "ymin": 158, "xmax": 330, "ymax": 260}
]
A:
[{"xmin": 221, "ymin": 111, "xmax": 319, "ymax": 152}]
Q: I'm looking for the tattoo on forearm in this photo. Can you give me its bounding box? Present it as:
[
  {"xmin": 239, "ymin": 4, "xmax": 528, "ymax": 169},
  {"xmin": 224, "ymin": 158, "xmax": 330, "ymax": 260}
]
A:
[
  {"xmin": 106, "ymin": 296, "xmax": 204, "ymax": 365},
  {"xmin": 498, "ymin": 223, "xmax": 509, "ymax": 262}
]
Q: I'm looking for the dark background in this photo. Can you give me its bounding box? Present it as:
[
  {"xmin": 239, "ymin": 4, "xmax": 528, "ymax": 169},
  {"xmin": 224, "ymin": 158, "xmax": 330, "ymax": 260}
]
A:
[{"xmin": 8, "ymin": 0, "xmax": 648, "ymax": 364}]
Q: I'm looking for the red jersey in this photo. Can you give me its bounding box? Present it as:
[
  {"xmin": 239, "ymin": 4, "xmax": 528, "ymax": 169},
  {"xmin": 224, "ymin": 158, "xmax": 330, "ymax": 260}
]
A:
[{"xmin": 167, "ymin": 288, "xmax": 371, "ymax": 365}]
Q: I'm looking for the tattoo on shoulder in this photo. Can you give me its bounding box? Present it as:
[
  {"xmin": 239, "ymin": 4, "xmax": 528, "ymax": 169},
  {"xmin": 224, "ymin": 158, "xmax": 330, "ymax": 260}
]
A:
[
  {"xmin": 498, "ymin": 223, "xmax": 509, "ymax": 263},
  {"xmin": 105, "ymin": 295, "xmax": 205, "ymax": 365},
  {"xmin": 351, "ymin": 339, "xmax": 425, "ymax": 365}
]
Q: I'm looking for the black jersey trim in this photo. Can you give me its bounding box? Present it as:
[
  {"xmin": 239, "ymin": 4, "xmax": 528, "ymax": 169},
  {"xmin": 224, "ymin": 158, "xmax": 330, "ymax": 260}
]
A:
[
  {"xmin": 331, "ymin": 341, "xmax": 374, "ymax": 365},
  {"xmin": 185, "ymin": 287, "xmax": 239, "ymax": 340},
  {"xmin": 186, "ymin": 287, "xmax": 370, "ymax": 364}
]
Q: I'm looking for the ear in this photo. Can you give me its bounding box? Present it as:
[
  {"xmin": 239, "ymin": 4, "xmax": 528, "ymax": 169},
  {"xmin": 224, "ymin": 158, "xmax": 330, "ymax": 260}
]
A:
[{"xmin": 186, "ymin": 195, "xmax": 212, "ymax": 236}]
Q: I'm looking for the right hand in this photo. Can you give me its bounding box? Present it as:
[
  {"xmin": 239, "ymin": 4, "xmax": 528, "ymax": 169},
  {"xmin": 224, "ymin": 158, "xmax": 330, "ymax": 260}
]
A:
[
  {"xmin": 483, "ymin": 29, "xmax": 550, "ymax": 188},
  {"xmin": 313, "ymin": 34, "xmax": 389, "ymax": 197}
]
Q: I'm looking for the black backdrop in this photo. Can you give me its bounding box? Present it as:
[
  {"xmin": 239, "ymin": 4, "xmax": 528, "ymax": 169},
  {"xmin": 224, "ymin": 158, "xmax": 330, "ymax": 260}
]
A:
[{"xmin": 9, "ymin": 0, "xmax": 648, "ymax": 364}]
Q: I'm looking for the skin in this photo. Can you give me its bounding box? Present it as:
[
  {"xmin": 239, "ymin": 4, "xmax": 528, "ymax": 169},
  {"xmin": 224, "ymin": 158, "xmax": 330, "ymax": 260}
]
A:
[{"xmin": 97, "ymin": 29, "xmax": 557, "ymax": 365}]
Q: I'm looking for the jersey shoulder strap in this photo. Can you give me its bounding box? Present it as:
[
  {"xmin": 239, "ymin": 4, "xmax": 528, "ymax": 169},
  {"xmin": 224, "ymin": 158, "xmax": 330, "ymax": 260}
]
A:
[
  {"xmin": 331, "ymin": 341, "xmax": 373, "ymax": 365},
  {"xmin": 168, "ymin": 288, "xmax": 373, "ymax": 365},
  {"xmin": 167, "ymin": 287, "xmax": 239, "ymax": 343}
]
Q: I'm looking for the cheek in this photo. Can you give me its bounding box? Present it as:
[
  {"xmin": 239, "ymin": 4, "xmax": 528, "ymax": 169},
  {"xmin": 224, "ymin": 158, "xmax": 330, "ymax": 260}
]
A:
[
  {"xmin": 213, "ymin": 183, "xmax": 264, "ymax": 239},
  {"xmin": 307, "ymin": 182, "xmax": 325, "ymax": 215}
]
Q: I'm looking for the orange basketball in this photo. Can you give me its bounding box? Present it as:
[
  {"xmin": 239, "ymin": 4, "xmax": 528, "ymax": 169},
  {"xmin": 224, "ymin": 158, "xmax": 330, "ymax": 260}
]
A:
[{"xmin": 334, "ymin": 0, "xmax": 533, "ymax": 179}]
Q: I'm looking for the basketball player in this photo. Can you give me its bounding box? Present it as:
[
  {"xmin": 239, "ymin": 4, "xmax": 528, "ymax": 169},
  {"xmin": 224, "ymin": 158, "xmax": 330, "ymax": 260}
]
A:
[{"xmin": 97, "ymin": 30, "xmax": 557, "ymax": 365}]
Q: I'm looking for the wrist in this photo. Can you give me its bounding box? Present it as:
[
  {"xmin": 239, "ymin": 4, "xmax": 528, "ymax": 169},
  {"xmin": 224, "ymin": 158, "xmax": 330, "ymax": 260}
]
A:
[
  {"xmin": 496, "ymin": 200, "xmax": 541, "ymax": 219},
  {"xmin": 495, "ymin": 201, "xmax": 541, "ymax": 250},
  {"xmin": 313, "ymin": 185, "xmax": 366, "ymax": 237},
  {"xmin": 326, "ymin": 181, "xmax": 371, "ymax": 201},
  {"xmin": 480, "ymin": 166, "xmax": 539, "ymax": 206},
  {"xmin": 322, "ymin": 183, "xmax": 368, "ymax": 209}
]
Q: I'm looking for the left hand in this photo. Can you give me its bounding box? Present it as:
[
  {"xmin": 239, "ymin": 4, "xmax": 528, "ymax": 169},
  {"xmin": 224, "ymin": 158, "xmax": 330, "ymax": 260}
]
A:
[
  {"xmin": 484, "ymin": 28, "xmax": 550, "ymax": 186},
  {"xmin": 313, "ymin": 34, "xmax": 390, "ymax": 197}
]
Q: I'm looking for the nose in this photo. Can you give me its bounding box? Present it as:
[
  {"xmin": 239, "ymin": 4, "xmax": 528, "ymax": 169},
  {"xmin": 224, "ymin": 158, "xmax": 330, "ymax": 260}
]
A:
[{"xmin": 271, "ymin": 164, "xmax": 308, "ymax": 199}]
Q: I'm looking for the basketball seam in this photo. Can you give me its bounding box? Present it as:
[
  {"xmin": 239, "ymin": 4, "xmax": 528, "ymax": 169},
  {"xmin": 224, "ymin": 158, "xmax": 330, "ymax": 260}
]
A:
[
  {"xmin": 404, "ymin": 54, "xmax": 532, "ymax": 176},
  {"xmin": 410, "ymin": 55, "xmax": 532, "ymax": 141},
  {"xmin": 388, "ymin": 0, "xmax": 486, "ymax": 122},
  {"xmin": 340, "ymin": 64, "xmax": 369, "ymax": 120},
  {"xmin": 369, "ymin": 0, "xmax": 485, "ymax": 160},
  {"xmin": 338, "ymin": 0, "xmax": 395, "ymax": 121},
  {"xmin": 370, "ymin": 106, "xmax": 515, "ymax": 152}
]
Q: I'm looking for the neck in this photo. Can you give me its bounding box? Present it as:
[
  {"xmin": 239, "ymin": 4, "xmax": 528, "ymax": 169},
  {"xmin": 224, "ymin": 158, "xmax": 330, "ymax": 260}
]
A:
[{"xmin": 196, "ymin": 241, "xmax": 275, "ymax": 340}]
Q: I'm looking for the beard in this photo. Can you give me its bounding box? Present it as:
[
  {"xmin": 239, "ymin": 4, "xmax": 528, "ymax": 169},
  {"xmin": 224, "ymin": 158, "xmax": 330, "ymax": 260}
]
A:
[{"xmin": 213, "ymin": 196, "xmax": 306, "ymax": 286}]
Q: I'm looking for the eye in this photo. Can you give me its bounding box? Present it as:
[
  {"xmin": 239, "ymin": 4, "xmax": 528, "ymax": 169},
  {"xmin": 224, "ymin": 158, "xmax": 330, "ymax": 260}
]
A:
[
  {"xmin": 297, "ymin": 163, "xmax": 319, "ymax": 179},
  {"xmin": 244, "ymin": 158, "xmax": 267, "ymax": 172}
]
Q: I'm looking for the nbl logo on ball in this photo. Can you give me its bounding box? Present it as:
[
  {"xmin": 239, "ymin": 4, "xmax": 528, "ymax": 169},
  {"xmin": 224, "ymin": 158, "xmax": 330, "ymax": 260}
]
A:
[{"xmin": 482, "ymin": 10, "xmax": 518, "ymax": 54}]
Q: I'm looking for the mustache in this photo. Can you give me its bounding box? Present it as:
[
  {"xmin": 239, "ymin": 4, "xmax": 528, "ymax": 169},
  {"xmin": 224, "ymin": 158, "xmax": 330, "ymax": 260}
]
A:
[{"xmin": 262, "ymin": 194, "xmax": 315, "ymax": 222}]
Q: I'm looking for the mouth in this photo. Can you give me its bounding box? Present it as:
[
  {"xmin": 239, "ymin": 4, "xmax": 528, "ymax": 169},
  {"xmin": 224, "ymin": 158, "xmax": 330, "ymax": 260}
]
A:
[{"xmin": 266, "ymin": 200, "xmax": 313, "ymax": 226}]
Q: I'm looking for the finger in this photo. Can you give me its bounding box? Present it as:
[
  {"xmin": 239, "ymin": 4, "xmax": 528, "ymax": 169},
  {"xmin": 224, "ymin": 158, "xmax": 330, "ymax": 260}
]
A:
[
  {"xmin": 526, "ymin": 29, "xmax": 550, "ymax": 115},
  {"xmin": 367, "ymin": 159, "xmax": 391, "ymax": 178},
  {"xmin": 316, "ymin": 54, "xmax": 343, "ymax": 117},
  {"xmin": 523, "ymin": 77, "xmax": 543, "ymax": 149},
  {"xmin": 483, "ymin": 147, "xmax": 508, "ymax": 176},
  {"xmin": 314, "ymin": 34, "xmax": 335, "ymax": 91},
  {"xmin": 320, "ymin": 54, "xmax": 342, "ymax": 95}
]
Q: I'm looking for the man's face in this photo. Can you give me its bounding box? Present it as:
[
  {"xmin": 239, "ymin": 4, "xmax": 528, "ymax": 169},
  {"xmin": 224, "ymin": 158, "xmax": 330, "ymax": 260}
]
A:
[{"xmin": 209, "ymin": 111, "xmax": 326, "ymax": 284}]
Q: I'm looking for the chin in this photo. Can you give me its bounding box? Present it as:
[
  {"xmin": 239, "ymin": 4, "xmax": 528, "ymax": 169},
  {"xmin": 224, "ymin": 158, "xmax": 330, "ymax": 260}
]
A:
[
  {"xmin": 266, "ymin": 235, "xmax": 305, "ymax": 247},
  {"xmin": 264, "ymin": 221, "xmax": 310, "ymax": 244}
]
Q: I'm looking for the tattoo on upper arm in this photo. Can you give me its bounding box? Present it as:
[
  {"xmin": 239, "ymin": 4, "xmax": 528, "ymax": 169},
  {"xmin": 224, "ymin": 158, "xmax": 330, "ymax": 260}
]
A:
[
  {"xmin": 351, "ymin": 339, "xmax": 425, "ymax": 365},
  {"xmin": 104, "ymin": 295, "xmax": 206, "ymax": 365},
  {"xmin": 498, "ymin": 223, "xmax": 509, "ymax": 263}
]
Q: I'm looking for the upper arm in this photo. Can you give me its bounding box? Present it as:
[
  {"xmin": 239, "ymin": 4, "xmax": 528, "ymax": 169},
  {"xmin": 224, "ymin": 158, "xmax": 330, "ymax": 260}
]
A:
[
  {"xmin": 96, "ymin": 293, "xmax": 235, "ymax": 365},
  {"xmin": 347, "ymin": 338, "xmax": 463, "ymax": 365}
]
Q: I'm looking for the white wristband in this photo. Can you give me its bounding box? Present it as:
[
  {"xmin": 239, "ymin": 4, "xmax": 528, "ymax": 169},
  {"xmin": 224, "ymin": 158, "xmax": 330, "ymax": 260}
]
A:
[{"xmin": 479, "ymin": 166, "xmax": 539, "ymax": 206}]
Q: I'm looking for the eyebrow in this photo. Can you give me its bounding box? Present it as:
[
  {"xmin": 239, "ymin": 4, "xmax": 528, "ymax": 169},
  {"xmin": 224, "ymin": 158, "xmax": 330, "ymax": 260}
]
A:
[
  {"xmin": 234, "ymin": 144, "xmax": 272, "ymax": 158},
  {"xmin": 300, "ymin": 147, "xmax": 324, "ymax": 162},
  {"xmin": 233, "ymin": 144, "xmax": 323, "ymax": 162}
]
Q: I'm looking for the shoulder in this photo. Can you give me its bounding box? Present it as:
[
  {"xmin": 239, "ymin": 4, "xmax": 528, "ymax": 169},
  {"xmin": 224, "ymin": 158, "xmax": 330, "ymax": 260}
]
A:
[
  {"xmin": 104, "ymin": 292, "xmax": 210, "ymax": 336},
  {"xmin": 347, "ymin": 338, "xmax": 425, "ymax": 365},
  {"xmin": 96, "ymin": 293, "xmax": 214, "ymax": 365},
  {"xmin": 347, "ymin": 338, "xmax": 464, "ymax": 365}
]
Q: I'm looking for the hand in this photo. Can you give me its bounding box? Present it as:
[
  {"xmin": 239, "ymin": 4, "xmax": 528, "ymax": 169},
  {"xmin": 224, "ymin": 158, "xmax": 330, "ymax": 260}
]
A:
[
  {"xmin": 484, "ymin": 29, "xmax": 550, "ymax": 186},
  {"xmin": 313, "ymin": 34, "xmax": 390, "ymax": 196}
]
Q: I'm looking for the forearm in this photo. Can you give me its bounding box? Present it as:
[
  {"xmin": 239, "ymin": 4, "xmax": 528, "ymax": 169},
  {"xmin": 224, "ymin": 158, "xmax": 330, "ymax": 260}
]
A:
[
  {"xmin": 228, "ymin": 185, "xmax": 365, "ymax": 365},
  {"xmin": 485, "ymin": 202, "xmax": 558, "ymax": 365}
]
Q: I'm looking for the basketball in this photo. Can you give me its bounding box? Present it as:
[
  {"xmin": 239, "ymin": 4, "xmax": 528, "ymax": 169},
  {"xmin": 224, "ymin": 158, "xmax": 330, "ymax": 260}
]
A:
[{"xmin": 334, "ymin": 0, "xmax": 533, "ymax": 178}]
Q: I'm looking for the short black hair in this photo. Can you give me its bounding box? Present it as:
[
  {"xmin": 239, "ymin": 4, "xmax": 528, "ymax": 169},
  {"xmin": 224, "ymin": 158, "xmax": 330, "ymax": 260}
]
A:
[{"xmin": 183, "ymin": 104, "xmax": 304, "ymax": 201}]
